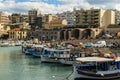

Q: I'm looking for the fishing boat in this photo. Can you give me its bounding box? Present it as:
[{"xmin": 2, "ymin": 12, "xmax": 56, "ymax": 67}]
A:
[
  {"xmin": 59, "ymin": 49, "xmax": 82, "ymax": 65},
  {"xmin": 41, "ymin": 48, "xmax": 70, "ymax": 63},
  {"xmin": 15, "ymin": 41, "xmax": 22, "ymax": 46},
  {"xmin": 21, "ymin": 44, "xmax": 34, "ymax": 55},
  {"xmin": 73, "ymin": 57, "xmax": 120, "ymax": 80},
  {"xmin": 23, "ymin": 44, "xmax": 44, "ymax": 56},
  {"xmin": 59, "ymin": 48, "xmax": 99, "ymax": 65},
  {"xmin": 0, "ymin": 42, "xmax": 9, "ymax": 47},
  {"xmin": 32, "ymin": 45, "xmax": 44, "ymax": 58}
]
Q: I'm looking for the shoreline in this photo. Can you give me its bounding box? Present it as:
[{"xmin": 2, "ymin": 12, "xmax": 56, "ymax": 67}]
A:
[{"xmin": 63, "ymin": 39, "xmax": 120, "ymax": 44}]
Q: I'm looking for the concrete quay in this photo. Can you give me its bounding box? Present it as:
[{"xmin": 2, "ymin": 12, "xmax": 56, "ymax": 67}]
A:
[{"xmin": 63, "ymin": 39, "xmax": 120, "ymax": 44}]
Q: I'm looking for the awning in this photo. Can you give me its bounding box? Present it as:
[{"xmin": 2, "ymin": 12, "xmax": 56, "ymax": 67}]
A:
[{"xmin": 76, "ymin": 57, "xmax": 114, "ymax": 62}]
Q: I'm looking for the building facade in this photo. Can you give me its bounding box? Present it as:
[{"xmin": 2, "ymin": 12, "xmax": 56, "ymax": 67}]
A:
[
  {"xmin": 75, "ymin": 8, "xmax": 115, "ymax": 28},
  {"xmin": 27, "ymin": 29, "xmax": 60, "ymax": 41},
  {"xmin": 28, "ymin": 9, "xmax": 38, "ymax": 26},
  {"xmin": 42, "ymin": 14, "xmax": 67, "ymax": 29},
  {"xmin": 10, "ymin": 13, "xmax": 24, "ymax": 24},
  {"xmin": 0, "ymin": 24, "xmax": 9, "ymax": 37},
  {"xmin": 28, "ymin": 9, "xmax": 42, "ymax": 29},
  {"xmin": 8, "ymin": 28, "xmax": 27, "ymax": 40},
  {"xmin": 26, "ymin": 27, "xmax": 101, "ymax": 41},
  {"xmin": 26, "ymin": 26, "xmax": 120, "ymax": 41},
  {"xmin": 43, "ymin": 19, "xmax": 67, "ymax": 29},
  {"xmin": 0, "ymin": 12, "xmax": 9, "ymax": 25},
  {"xmin": 56, "ymin": 11, "xmax": 75, "ymax": 27},
  {"xmin": 42, "ymin": 14, "xmax": 53, "ymax": 23},
  {"xmin": 113, "ymin": 9, "xmax": 120, "ymax": 25}
]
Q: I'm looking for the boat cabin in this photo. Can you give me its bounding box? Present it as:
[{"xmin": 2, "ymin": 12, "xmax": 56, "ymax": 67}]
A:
[{"xmin": 75, "ymin": 57, "xmax": 119, "ymax": 72}]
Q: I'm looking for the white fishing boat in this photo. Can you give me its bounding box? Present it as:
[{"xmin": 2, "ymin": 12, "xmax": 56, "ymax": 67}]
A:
[
  {"xmin": 74, "ymin": 57, "xmax": 120, "ymax": 80},
  {"xmin": 59, "ymin": 59, "xmax": 74, "ymax": 65},
  {"xmin": 41, "ymin": 48, "xmax": 70, "ymax": 63},
  {"xmin": 0, "ymin": 42, "xmax": 9, "ymax": 47},
  {"xmin": 15, "ymin": 41, "xmax": 22, "ymax": 46},
  {"xmin": 59, "ymin": 48, "xmax": 99, "ymax": 65}
]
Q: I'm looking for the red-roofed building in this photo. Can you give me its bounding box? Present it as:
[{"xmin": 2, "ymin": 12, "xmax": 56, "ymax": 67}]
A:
[
  {"xmin": 8, "ymin": 28, "xmax": 27, "ymax": 40},
  {"xmin": 13, "ymin": 28, "xmax": 21, "ymax": 31}
]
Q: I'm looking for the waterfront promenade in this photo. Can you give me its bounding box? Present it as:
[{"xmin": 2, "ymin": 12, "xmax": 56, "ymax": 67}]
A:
[{"xmin": 63, "ymin": 39, "xmax": 120, "ymax": 44}]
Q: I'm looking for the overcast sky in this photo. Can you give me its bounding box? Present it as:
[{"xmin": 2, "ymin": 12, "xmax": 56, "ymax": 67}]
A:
[{"xmin": 0, "ymin": 0, "xmax": 120, "ymax": 15}]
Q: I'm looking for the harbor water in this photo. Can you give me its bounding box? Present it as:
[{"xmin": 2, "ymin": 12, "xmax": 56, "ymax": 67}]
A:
[
  {"xmin": 0, "ymin": 46, "xmax": 120, "ymax": 80},
  {"xmin": 0, "ymin": 46, "xmax": 73, "ymax": 80}
]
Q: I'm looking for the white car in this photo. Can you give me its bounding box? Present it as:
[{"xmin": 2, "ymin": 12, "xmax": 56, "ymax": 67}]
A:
[
  {"xmin": 93, "ymin": 41, "xmax": 106, "ymax": 47},
  {"xmin": 102, "ymin": 34, "xmax": 113, "ymax": 38}
]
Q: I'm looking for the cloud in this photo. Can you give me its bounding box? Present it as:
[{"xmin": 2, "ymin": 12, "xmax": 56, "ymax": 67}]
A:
[
  {"xmin": 0, "ymin": 0, "xmax": 3, "ymax": 2},
  {"xmin": 0, "ymin": 0, "xmax": 120, "ymax": 15}
]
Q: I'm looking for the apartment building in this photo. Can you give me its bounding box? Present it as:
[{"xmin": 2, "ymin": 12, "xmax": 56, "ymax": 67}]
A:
[
  {"xmin": 43, "ymin": 19, "xmax": 67, "ymax": 29},
  {"xmin": 56, "ymin": 11, "xmax": 75, "ymax": 27},
  {"xmin": 42, "ymin": 14, "xmax": 67, "ymax": 29},
  {"xmin": 28, "ymin": 9, "xmax": 38, "ymax": 25},
  {"xmin": 42, "ymin": 14, "xmax": 53, "ymax": 23},
  {"xmin": 0, "ymin": 12, "xmax": 9, "ymax": 25},
  {"xmin": 75, "ymin": 8, "xmax": 115, "ymax": 28},
  {"xmin": 10, "ymin": 13, "xmax": 23, "ymax": 24},
  {"xmin": 112, "ymin": 9, "xmax": 120, "ymax": 25},
  {"xmin": 28, "ymin": 9, "xmax": 42, "ymax": 29}
]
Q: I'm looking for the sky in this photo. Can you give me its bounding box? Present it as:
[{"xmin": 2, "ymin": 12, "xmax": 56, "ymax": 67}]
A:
[{"xmin": 0, "ymin": 0, "xmax": 120, "ymax": 15}]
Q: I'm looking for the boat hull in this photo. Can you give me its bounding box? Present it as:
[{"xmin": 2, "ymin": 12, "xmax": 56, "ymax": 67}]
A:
[
  {"xmin": 74, "ymin": 77, "xmax": 120, "ymax": 80},
  {"xmin": 74, "ymin": 66, "xmax": 120, "ymax": 80},
  {"xmin": 32, "ymin": 53, "xmax": 41, "ymax": 58},
  {"xmin": 41, "ymin": 56, "xmax": 59, "ymax": 63},
  {"xmin": 59, "ymin": 59, "xmax": 73, "ymax": 65}
]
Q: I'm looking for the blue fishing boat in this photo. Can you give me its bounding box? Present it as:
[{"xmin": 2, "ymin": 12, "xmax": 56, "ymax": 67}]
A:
[
  {"xmin": 24, "ymin": 44, "xmax": 44, "ymax": 56},
  {"xmin": 74, "ymin": 57, "xmax": 120, "ymax": 80},
  {"xmin": 32, "ymin": 45, "xmax": 44, "ymax": 58},
  {"xmin": 21, "ymin": 43, "xmax": 33, "ymax": 54}
]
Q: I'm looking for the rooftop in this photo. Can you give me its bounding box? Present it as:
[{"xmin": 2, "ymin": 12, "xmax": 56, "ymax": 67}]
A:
[{"xmin": 76, "ymin": 57, "xmax": 114, "ymax": 62}]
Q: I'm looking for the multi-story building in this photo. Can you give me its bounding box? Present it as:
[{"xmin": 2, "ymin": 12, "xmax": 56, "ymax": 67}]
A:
[
  {"xmin": 0, "ymin": 12, "xmax": 9, "ymax": 25},
  {"xmin": 8, "ymin": 28, "xmax": 27, "ymax": 40},
  {"xmin": 42, "ymin": 14, "xmax": 67, "ymax": 29},
  {"xmin": 56, "ymin": 11, "xmax": 75, "ymax": 27},
  {"xmin": 10, "ymin": 13, "xmax": 24, "ymax": 24},
  {"xmin": 28, "ymin": 9, "xmax": 37, "ymax": 25},
  {"xmin": 42, "ymin": 14, "xmax": 53, "ymax": 23},
  {"xmin": 43, "ymin": 19, "xmax": 67, "ymax": 29},
  {"xmin": 28, "ymin": 9, "xmax": 42, "ymax": 29},
  {"xmin": 9, "ymin": 13, "xmax": 29, "ymax": 29},
  {"xmin": 22, "ymin": 14, "xmax": 29, "ymax": 23},
  {"xmin": 75, "ymin": 8, "xmax": 115, "ymax": 28},
  {"xmin": 112, "ymin": 9, "xmax": 120, "ymax": 25},
  {"xmin": 0, "ymin": 24, "xmax": 9, "ymax": 37}
]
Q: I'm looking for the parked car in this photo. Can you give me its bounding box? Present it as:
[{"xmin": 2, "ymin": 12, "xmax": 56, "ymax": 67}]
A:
[
  {"xmin": 84, "ymin": 42, "xmax": 93, "ymax": 47},
  {"xmin": 102, "ymin": 34, "xmax": 113, "ymax": 39},
  {"xmin": 93, "ymin": 41, "xmax": 106, "ymax": 47},
  {"xmin": 106, "ymin": 43, "xmax": 113, "ymax": 48}
]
